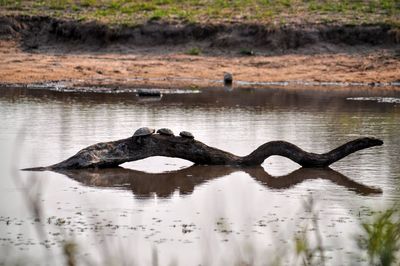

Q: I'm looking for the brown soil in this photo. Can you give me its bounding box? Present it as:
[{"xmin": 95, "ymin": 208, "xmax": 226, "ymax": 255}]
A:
[{"xmin": 1, "ymin": 16, "xmax": 399, "ymax": 89}]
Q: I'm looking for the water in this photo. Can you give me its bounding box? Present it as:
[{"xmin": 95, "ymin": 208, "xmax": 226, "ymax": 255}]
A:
[{"xmin": 0, "ymin": 86, "xmax": 399, "ymax": 265}]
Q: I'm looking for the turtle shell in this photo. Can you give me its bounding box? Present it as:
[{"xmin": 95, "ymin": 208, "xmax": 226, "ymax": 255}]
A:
[
  {"xmin": 179, "ymin": 131, "xmax": 194, "ymax": 139},
  {"xmin": 157, "ymin": 128, "xmax": 174, "ymax": 136},
  {"xmin": 133, "ymin": 127, "xmax": 155, "ymax": 137}
]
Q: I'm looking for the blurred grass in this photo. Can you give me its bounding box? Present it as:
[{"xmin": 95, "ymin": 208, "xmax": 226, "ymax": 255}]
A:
[
  {"xmin": 0, "ymin": 0, "xmax": 399, "ymax": 26},
  {"xmin": 358, "ymin": 207, "xmax": 400, "ymax": 266}
]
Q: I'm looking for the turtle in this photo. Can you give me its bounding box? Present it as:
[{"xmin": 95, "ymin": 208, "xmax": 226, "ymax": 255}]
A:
[
  {"xmin": 179, "ymin": 131, "xmax": 194, "ymax": 139},
  {"xmin": 223, "ymin": 72, "xmax": 233, "ymax": 86},
  {"xmin": 133, "ymin": 127, "xmax": 155, "ymax": 138},
  {"xmin": 157, "ymin": 128, "xmax": 174, "ymax": 136}
]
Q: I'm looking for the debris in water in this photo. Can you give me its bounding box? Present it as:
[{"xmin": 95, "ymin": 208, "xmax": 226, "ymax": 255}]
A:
[
  {"xmin": 137, "ymin": 89, "xmax": 162, "ymax": 97},
  {"xmin": 347, "ymin": 97, "xmax": 400, "ymax": 104}
]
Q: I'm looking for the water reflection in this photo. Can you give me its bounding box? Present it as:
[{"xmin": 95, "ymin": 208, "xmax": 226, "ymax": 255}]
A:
[{"xmin": 54, "ymin": 165, "xmax": 382, "ymax": 198}]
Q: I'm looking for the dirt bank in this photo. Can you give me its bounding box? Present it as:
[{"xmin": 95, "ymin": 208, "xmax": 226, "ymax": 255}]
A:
[{"xmin": 0, "ymin": 16, "xmax": 399, "ymax": 89}]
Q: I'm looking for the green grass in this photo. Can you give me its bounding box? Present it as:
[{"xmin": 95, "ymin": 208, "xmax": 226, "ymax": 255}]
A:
[
  {"xmin": 185, "ymin": 47, "xmax": 202, "ymax": 55},
  {"xmin": 0, "ymin": 0, "xmax": 399, "ymax": 26}
]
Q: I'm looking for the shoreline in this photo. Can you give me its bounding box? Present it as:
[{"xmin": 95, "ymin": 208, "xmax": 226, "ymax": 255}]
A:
[{"xmin": 2, "ymin": 79, "xmax": 400, "ymax": 96}]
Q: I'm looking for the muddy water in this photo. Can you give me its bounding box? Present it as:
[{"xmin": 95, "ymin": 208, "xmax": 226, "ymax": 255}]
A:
[{"xmin": 0, "ymin": 86, "xmax": 399, "ymax": 265}]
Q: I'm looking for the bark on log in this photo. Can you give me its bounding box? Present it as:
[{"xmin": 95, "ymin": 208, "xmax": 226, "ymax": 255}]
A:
[
  {"xmin": 54, "ymin": 166, "xmax": 382, "ymax": 198},
  {"xmin": 26, "ymin": 134, "xmax": 383, "ymax": 170}
]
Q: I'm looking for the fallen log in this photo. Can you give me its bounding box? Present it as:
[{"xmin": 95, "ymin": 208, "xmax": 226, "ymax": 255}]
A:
[{"xmin": 24, "ymin": 130, "xmax": 383, "ymax": 170}]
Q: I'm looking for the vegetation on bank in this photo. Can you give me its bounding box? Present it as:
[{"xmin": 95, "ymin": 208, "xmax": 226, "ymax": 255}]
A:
[{"xmin": 0, "ymin": 0, "xmax": 399, "ymax": 26}]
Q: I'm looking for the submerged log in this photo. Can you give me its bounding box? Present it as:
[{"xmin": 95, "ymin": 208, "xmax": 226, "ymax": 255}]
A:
[{"xmin": 26, "ymin": 132, "xmax": 383, "ymax": 170}]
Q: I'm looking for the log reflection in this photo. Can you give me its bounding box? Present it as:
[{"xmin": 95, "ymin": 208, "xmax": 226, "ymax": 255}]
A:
[{"xmin": 54, "ymin": 166, "xmax": 382, "ymax": 199}]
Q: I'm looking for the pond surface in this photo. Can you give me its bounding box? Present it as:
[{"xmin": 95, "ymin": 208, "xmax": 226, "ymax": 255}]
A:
[{"xmin": 0, "ymin": 86, "xmax": 399, "ymax": 265}]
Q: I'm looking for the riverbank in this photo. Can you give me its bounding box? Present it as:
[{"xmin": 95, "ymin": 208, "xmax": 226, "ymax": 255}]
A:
[{"xmin": 0, "ymin": 15, "xmax": 399, "ymax": 90}]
